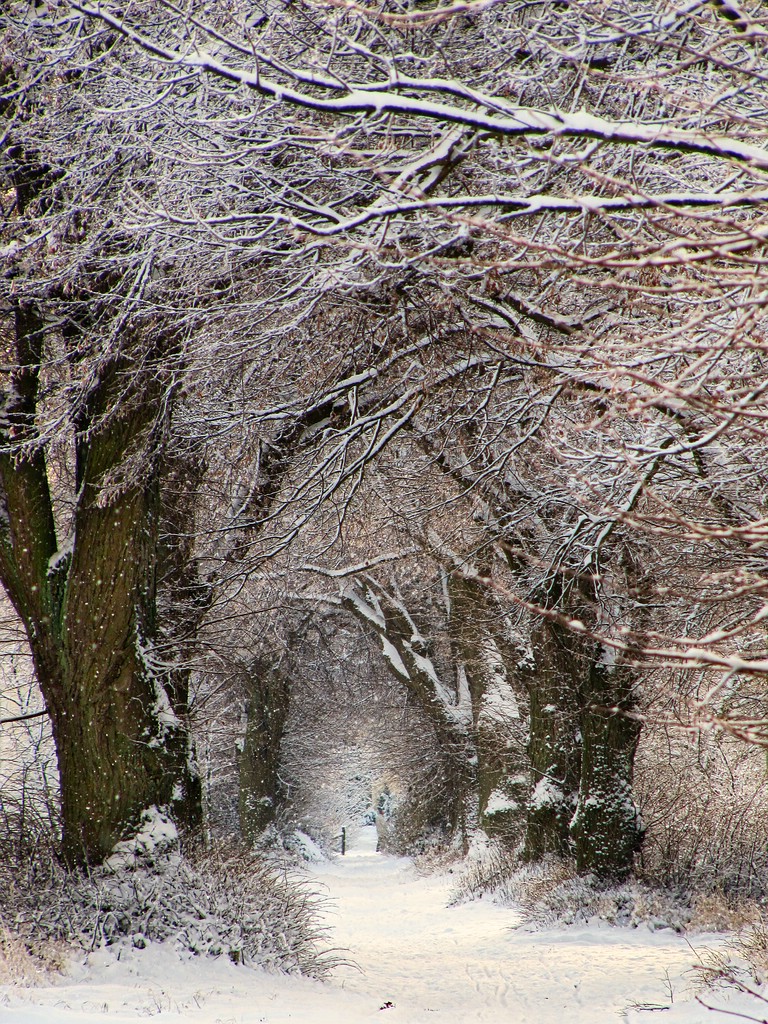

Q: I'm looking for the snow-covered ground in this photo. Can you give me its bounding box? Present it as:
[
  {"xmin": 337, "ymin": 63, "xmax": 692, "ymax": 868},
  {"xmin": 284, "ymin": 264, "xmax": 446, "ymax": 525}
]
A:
[{"xmin": 0, "ymin": 827, "xmax": 750, "ymax": 1023}]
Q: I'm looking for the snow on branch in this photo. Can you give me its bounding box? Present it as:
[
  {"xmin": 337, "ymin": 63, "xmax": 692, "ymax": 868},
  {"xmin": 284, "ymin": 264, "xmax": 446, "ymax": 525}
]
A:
[
  {"xmin": 340, "ymin": 577, "xmax": 471, "ymax": 730},
  {"xmin": 340, "ymin": 581, "xmax": 386, "ymax": 633},
  {"xmin": 300, "ymin": 551, "xmax": 417, "ymax": 578},
  {"xmin": 73, "ymin": 5, "xmax": 768, "ymax": 171},
  {"xmin": 286, "ymin": 188, "xmax": 768, "ymax": 236}
]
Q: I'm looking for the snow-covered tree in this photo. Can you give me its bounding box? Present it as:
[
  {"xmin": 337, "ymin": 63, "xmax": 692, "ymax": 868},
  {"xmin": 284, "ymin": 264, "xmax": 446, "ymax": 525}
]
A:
[{"xmin": 5, "ymin": 0, "xmax": 768, "ymax": 880}]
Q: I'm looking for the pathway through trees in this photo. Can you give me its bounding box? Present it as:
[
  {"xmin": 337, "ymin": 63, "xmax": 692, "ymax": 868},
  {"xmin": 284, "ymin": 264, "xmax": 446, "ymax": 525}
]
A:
[
  {"xmin": 1, "ymin": 830, "xmax": 729, "ymax": 1023},
  {"xmin": 317, "ymin": 826, "xmax": 714, "ymax": 1023}
]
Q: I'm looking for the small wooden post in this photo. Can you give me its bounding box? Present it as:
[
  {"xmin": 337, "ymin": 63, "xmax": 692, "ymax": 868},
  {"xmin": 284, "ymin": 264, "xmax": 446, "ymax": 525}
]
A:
[{"xmin": 341, "ymin": 827, "xmax": 346, "ymax": 855}]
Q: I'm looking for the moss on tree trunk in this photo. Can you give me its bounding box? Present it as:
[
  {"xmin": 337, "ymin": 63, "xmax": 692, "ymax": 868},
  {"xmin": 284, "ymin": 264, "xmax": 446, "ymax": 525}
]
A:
[{"xmin": 523, "ymin": 617, "xmax": 582, "ymax": 860}]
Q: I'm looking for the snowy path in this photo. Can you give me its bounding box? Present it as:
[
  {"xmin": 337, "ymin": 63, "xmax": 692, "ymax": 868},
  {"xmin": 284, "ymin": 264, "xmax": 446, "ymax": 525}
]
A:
[
  {"xmin": 314, "ymin": 827, "xmax": 713, "ymax": 1023},
  {"xmin": 1, "ymin": 828, "xmax": 731, "ymax": 1023}
]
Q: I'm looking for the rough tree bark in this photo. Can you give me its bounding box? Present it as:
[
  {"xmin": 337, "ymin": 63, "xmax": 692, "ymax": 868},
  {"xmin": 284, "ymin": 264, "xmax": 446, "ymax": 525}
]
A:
[
  {"xmin": 237, "ymin": 656, "xmax": 291, "ymax": 843},
  {"xmin": 523, "ymin": 616, "xmax": 583, "ymax": 861},
  {"xmin": 524, "ymin": 580, "xmax": 643, "ymax": 879},
  {"xmin": 570, "ymin": 661, "xmax": 643, "ymax": 878}
]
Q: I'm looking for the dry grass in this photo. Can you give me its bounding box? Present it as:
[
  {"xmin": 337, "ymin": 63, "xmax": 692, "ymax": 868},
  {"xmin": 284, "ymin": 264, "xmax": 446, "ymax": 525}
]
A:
[
  {"xmin": 688, "ymin": 892, "xmax": 762, "ymax": 934},
  {"xmin": 734, "ymin": 917, "xmax": 768, "ymax": 984},
  {"xmin": 0, "ymin": 920, "xmax": 68, "ymax": 986}
]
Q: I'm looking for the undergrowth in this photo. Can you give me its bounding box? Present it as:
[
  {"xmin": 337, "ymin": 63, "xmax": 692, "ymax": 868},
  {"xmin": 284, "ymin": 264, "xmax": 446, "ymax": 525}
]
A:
[
  {"xmin": 0, "ymin": 807, "xmax": 339, "ymax": 978},
  {"xmin": 635, "ymin": 731, "xmax": 768, "ymax": 903},
  {"xmin": 449, "ymin": 837, "xmax": 765, "ymax": 935}
]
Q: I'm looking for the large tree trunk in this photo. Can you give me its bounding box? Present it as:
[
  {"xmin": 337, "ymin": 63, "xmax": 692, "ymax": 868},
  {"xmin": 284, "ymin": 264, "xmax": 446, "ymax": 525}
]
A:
[
  {"xmin": 570, "ymin": 661, "xmax": 644, "ymax": 879},
  {"xmin": 523, "ymin": 618, "xmax": 643, "ymax": 877},
  {"xmin": 0, "ymin": 191, "xmax": 201, "ymax": 864},
  {"xmin": 523, "ymin": 618, "xmax": 582, "ymax": 861},
  {"xmin": 238, "ymin": 658, "xmax": 291, "ymax": 843},
  {"xmin": 446, "ymin": 574, "xmax": 528, "ymax": 843},
  {"xmin": 53, "ymin": 426, "xmax": 199, "ymax": 862},
  {"xmin": 156, "ymin": 452, "xmax": 211, "ymax": 837}
]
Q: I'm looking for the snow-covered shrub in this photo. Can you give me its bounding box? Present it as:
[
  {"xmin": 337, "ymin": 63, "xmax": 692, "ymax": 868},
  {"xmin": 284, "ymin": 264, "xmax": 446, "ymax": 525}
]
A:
[
  {"xmin": 492, "ymin": 859, "xmax": 695, "ymax": 931},
  {"xmin": 450, "ymin": 840, "xmax": 709, "ymax": 932},
  {"xmin": 635, "ymin": 730, "xmax": 768, "ymax": 900},
  {"xmin": 448, "ymin": 835, "xmax": 518, "ymax": 904},
  {"xmin": 0, "ymin": 807, "xmax": 337, "ymax": 977},
  {"xmin": 280, "ymin": 829, "xmax": 328, "ymax": 864}
]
